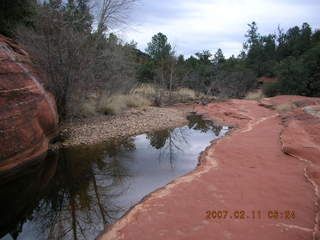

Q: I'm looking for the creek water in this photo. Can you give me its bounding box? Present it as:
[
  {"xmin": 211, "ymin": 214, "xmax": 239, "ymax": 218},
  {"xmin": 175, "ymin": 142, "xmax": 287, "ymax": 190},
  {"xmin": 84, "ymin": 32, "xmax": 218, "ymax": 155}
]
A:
[{"xmin": 0, "ymin": 113, "xmax": 228, "ymax": 240}]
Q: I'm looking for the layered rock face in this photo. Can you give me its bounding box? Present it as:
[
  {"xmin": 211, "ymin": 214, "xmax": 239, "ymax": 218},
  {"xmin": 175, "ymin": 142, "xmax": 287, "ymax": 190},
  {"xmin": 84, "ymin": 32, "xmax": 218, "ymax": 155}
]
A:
[
  {"xmin": 0, "ymin": 35, "xmax": 58, "ymax": 176},
  {"xmin": 99, "ymin": 96, "xmax": 320, "ymax": 240}
]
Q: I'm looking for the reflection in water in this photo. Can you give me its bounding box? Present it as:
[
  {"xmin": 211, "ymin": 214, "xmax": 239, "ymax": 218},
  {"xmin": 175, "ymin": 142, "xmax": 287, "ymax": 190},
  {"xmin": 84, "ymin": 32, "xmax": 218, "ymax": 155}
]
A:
[
  {"xmin": 0, "ymin": 155, "xmax": 58, "ymax": 240},
  {"xmin": 0, "ymin": 114, "xmax": 228, "ymax": 240},
  {"xmin": 187, "ymin": 113, "xmax": 223, "ymax": 136},
  {"xmin": 32, "ymin": 140, "xmax": 134, "ymax": 240},
  {"xmin": 147, "ymin": 128, "xmax": 189, "ymax": 169}
]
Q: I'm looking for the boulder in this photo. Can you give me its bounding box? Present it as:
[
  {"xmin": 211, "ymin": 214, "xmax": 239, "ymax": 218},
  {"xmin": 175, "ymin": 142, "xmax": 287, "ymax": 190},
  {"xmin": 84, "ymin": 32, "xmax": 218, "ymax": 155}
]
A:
[{"xmin": 0, "ymin": 35, "xmax": 58, "ymax": 177}]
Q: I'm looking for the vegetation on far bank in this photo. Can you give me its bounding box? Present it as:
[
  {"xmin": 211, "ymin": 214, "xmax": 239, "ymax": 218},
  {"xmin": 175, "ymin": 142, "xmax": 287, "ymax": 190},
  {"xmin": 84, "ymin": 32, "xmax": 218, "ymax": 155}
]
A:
[{"xmin": 1, "ymin": 0, "xmax": 319, "ymax": 122}]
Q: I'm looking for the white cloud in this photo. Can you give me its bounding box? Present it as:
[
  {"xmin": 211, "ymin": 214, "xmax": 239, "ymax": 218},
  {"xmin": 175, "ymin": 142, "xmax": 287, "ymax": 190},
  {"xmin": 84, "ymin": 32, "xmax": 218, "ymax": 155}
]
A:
[{"xmin": 121, "ymin": 0, "xmax": 320, "ymax": 58}]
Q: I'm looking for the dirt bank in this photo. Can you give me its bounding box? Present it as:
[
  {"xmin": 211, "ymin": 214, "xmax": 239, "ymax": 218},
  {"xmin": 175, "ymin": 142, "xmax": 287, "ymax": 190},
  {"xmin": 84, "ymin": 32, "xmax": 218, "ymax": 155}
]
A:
[
  {"xmin": 57, "ymin": 106, "xmax": 189, "ymax": 148},
  {"xmin": 98, "ymin": 96, "xmax": 320, "ymax": 240}
]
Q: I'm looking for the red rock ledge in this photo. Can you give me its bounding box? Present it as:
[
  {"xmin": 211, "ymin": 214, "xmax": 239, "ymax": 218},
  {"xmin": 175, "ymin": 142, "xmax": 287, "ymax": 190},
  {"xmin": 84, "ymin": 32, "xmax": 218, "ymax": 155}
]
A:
[
  {"xmin": 99, "ymin": 96, "xmax": 320, "ymax": 240},
  {"xmin": 0, "ymin": 35, "xmax": 58, "ymax": 178}
]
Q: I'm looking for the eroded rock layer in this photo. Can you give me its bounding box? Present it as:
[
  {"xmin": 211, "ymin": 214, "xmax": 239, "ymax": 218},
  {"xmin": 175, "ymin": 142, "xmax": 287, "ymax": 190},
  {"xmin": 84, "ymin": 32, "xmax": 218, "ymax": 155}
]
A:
[
  {"xmin": 99, "ymin": 96, "xmax": 320, "ymax": 240},
  {"xmin": 0, "ymin": 35, "xmax": 58, "ymax": 177}
]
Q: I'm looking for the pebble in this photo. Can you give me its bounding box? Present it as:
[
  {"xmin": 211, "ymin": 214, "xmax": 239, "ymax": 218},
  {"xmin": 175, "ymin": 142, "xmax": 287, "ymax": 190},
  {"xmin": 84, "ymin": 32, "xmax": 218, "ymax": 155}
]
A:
[{"xmin": 59, "ymin": 107, "xmax": 189, "ymax": 148}]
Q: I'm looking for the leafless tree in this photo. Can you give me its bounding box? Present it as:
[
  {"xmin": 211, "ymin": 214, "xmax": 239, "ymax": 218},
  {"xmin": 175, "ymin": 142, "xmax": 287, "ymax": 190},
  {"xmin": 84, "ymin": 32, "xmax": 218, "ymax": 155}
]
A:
[
  {"xmin": 96, "ymin": 0, "xmax": 137, "ymax": 35},
  {"xmin": 209, "ymin": 70, "xmax": 257, "ymax": 98},
  {"xmin": 17, "ymin": 0, "xmax": 137, "ymax": 120}
]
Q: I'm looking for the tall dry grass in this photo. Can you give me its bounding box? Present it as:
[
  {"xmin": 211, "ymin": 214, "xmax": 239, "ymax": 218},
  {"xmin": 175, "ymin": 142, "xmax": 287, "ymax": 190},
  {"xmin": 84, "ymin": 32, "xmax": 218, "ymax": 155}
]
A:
[
  {"xmin": 98, "ymin": 94, "xmax": 151, "ymax": 115},
  {"xmin": 132, "ymin": 84, "xmax": 199, "ymax": 105},
  {"xmin": 275, "ymin": 103, "xmax": 297, "ymax": 113},
  {"xmin": 176, "ymin": 88, "xmax": 196, "ymax": 99},
  {"xmin": 131, "ymin": 83, "xmax": 157, "ymax": 96},
  {"xmin": 244, "ymin": 89, "xmax": 265, "ymax": 100}
]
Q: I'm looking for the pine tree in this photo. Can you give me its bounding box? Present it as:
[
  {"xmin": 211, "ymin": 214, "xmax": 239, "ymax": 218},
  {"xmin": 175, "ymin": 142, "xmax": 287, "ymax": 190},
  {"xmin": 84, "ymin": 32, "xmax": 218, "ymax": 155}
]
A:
[
  {"xmin": 0, "ymin": 0, "xmax": 36, "ymax": 37},
  {"xmin": 64, "ymin": 0, "xmax": 93, "ymax": 33},
  {"xmin": 213, "ymin": 49, "xmax": 225, "ymax": 64}
]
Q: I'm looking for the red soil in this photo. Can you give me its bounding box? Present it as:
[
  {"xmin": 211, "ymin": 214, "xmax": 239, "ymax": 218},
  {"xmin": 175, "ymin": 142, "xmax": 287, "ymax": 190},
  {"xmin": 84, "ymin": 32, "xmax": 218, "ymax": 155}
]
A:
[{"xmin": 99, "ymin": 96, "xmax": 320, "ymax": 240}]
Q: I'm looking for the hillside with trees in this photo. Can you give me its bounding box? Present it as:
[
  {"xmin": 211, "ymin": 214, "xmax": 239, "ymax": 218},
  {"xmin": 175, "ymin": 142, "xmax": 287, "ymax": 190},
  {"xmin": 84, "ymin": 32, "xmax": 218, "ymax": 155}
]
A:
[
  {"xmin": 137, "ymin": 22, "xmax": 320, "ymax": 99},
  {"xmin": 1, "ymin": 0, "xmax": 319, "ymax": 122},
  {"xmin": 1, "ymin": 2, "xmax": 320, "ymax": 239}
]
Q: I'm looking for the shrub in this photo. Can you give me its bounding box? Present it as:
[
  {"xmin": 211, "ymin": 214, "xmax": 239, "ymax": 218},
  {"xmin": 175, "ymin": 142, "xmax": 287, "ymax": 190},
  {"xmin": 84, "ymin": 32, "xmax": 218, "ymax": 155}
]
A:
[
  {"xmin": 275, "ymin": 103, "xmax": 297, "ymax": 113},
  {"xmin": 0, "ymin": 0, "xmax": 35, "ymax": 37},
  {"xmin": 245, "ymin": 89, "xmax": 264, "ymax": 100},
  {"xmin": 98, "ymin": 94, "xmax": 151, "ymax": 115},
  {"xmin": 211, "ymin": 68, "xmax": 257, "ymax": 99},
  {"xmin": 132, "ymin": 85, "xmax": 201, "ymax": 105},
  {"xmin": 17, "ymin": 3, "xmax": 137, "ymax": 120},
  {"xmin": 131, "ymin": 83, "xmax": 156, "ymax": 96},
  {"xmin": 78, "ymin": 102, "xmax": 97, "ymax": 117},
  {"xmin": 262, "ymin": 82, "xmax": 281, "ymax": 97},
  {"xmin": 98, "ymin": 95, "xmax": 126, "ymax": 115},
  {"xmin": 176, "ymin": 88, "xmax": 196, "ymax": 100},
  {"xmin": 273, "ymin": 44, "xmax": 320, "ymax": 97},
  {"xmin": 125, "ymin": 94, "xmax": 151, "ymax": 108}
]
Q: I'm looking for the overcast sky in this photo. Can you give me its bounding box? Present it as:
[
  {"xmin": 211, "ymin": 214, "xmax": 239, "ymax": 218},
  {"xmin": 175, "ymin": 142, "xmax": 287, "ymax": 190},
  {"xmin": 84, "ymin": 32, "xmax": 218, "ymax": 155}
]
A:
[{"xmin": 119, "ymin": 0, "xmax": 320, "ymax": 58}]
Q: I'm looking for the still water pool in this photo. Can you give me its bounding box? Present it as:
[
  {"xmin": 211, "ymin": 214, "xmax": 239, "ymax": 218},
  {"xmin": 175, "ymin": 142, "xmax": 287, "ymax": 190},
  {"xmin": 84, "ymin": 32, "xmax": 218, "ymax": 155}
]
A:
[{"xmin": 0, "ymin": 113, "xmax": 228, "ymax": 240}]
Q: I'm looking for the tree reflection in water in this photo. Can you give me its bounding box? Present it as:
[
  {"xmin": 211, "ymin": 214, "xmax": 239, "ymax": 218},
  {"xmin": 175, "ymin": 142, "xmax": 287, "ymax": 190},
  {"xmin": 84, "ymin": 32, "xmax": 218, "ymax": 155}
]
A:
[
  {"xmin": 187, "ymin": 112, "xmax": 223, "ymax": 136},
  {"xmin": 0, "ymin": 138, "xmax": 135, "ymax": 240},
  {"xmin": 0, "ymin": 113, "xmax": 227, "ymax": 240},
  {"xmin": 146, "ymin": 112, "xmax": 223, "ymax": 169},
  {"xmin": 35, "ymin": 139, "xmax": 135, "ymax": 240},
  {"xmin": 146, "ymin": 128, "xmax": 189, "ymax": 169},
  {"xmin": 0, "ymin": 155, "xmax": 58, "ymax": 240}
]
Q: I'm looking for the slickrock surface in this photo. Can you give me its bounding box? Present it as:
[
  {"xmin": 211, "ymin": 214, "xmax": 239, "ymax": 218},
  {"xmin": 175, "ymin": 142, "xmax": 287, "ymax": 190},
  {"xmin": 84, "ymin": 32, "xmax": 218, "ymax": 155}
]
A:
[
  {"xmin": 0, "ymin": 35, "xmax": 58, "ymax": 176},
  {"xmin": 99, "ymin": 96, "xmax": 320, "ymax": 240}
]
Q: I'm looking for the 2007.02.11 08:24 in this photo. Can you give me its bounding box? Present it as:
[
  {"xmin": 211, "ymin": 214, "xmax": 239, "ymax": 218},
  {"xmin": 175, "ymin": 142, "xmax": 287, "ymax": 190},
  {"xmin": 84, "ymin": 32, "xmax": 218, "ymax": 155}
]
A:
[{"xmin": 206, "ymin": 210, "xmax": 296, "ymax": 220}]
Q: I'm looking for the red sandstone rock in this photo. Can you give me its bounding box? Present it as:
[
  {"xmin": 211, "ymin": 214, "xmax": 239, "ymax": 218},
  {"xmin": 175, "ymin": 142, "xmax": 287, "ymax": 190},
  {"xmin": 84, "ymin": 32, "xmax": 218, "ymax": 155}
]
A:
[
  {"xmin": 0, "ymin": 35, "xmax": 58, "ymax": 176},
  {"xmin": 260, "ymin": 95, "xmax": 320, "ymax": 108},
  {"xmin": 99, "ymin": 96, "xmax": 320, "ymax": 240},
  {"xmin": 279, "ymin": 99, "xmax": 320, "ymax": 238}
]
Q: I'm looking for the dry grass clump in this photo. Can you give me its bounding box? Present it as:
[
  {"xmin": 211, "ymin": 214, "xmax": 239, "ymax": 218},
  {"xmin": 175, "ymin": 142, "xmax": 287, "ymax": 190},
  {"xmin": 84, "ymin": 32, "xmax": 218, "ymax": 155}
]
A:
[
  {"xmin": 131, "ymin": 83, "xmax": 156, "ymax": 96},
  {"xmin": 78, "ymin": 102, "xmax": 97, "ymax": 117},
  {"xmin": 275, "ymin": 103, "xmax": 297, "ymax": 113},
  {"xmin": 245, "ymin": 89, "xmax": 265, "ymax": 100},
  {"xmin": 99, "ymin": 95, "xmax": 127, "ymax": 115},
  {"xmin": 176, "ymin": 88, "xmax": 196, "ymax": 100},
  {"xmin": 99, "ymin": 94, "xmax": 151, "ymax": 115},
  {"xmin": 131, "ymin": 84, "xmax": 198, "ymax": 105}
]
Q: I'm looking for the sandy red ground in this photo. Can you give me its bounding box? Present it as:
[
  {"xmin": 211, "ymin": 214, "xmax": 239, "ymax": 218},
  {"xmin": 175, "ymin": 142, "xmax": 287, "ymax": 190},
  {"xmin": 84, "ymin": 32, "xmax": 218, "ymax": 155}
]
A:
[{"xmin": 99, "ymin": 96, "xmax": 320, "ymax": 240}]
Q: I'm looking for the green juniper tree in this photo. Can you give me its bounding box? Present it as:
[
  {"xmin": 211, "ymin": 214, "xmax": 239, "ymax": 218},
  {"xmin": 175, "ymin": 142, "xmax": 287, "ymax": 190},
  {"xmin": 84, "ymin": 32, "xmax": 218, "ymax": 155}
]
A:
[
  {"xmin": 146, "ymin": 33, "xmax": 175, "ymax": 104},
  {"xmin": 0, "ymin": 0, "xmax": 36, "ymax": 37}
]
